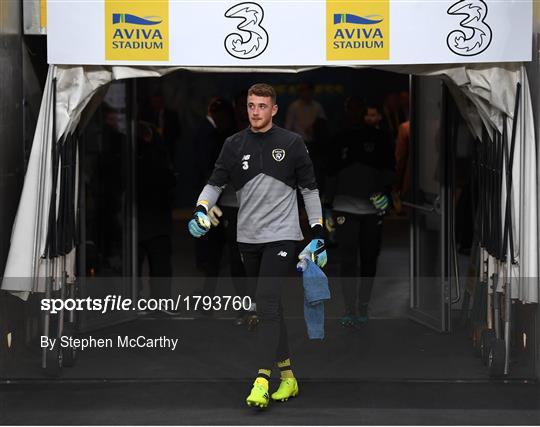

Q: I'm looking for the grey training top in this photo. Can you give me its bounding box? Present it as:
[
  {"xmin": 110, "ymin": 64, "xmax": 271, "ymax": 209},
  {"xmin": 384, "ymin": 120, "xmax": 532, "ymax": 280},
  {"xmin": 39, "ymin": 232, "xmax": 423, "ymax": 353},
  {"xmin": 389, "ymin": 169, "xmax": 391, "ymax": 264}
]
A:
[{"xmin": 197, "ymin": 125, "xmax": 322, "ymax": 244}]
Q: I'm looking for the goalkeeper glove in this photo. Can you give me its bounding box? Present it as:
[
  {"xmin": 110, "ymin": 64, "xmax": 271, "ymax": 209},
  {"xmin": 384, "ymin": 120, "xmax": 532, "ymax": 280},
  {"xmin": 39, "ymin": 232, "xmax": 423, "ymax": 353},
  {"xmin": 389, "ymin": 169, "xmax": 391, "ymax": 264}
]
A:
[
  {"xmin": 188, "ymin": 207, "xmax": 211, "ymax": 238},
  {"xmin": 299, "ymin": 225, "xmax": 327, "ymax": 268},
  {"xmin": 370, "ymin": 192, "xmax": 390, "ymax": 214}
]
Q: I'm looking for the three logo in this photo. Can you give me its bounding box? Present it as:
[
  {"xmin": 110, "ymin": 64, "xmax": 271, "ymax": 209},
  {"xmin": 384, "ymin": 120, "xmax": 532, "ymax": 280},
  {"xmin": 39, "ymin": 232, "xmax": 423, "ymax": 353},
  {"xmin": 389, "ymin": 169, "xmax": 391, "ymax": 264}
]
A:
[
  {"xmin": 446, "ymin": 0, "xmax": 492, "ymax": 56},
  {"xmin": 224, "ymin": 2, "xmax": 268, "ymax": 60},
  {"xmin": 242, "ymin": 154, "xmax": 250, "ymax": 170}
]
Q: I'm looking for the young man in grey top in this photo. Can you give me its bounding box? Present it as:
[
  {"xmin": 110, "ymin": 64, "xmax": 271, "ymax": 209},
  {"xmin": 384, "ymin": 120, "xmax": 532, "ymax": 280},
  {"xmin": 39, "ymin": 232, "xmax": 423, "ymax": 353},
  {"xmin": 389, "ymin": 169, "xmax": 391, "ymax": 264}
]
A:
[{"xmin": 188, "ymin": 83, "xmax": 327, "ymax": 408}]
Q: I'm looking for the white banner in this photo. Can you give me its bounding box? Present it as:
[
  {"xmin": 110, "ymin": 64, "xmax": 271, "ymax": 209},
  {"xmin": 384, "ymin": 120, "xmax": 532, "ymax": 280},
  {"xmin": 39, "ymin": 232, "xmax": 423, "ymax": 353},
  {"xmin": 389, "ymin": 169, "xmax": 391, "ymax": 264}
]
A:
[{"xmin": 47, "ymin": 0, "xmax": 532, "ymax": 66}]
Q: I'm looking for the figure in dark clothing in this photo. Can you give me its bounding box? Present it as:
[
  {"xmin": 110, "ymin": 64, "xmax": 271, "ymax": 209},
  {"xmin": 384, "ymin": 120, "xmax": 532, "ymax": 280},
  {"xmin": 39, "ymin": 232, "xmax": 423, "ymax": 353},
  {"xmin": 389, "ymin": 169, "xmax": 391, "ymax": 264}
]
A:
[
  {"xmin": 99, "ymin": 104, "xmax": 126, "ymax": 274},
  {"xmin": 137, "ymin": 121, "xmax": 176, "ymax": 300},
  {"xmin": 382, "ymin": 92, "xmax": 401, "ymax": 143},
  {"xmin": 326, "ymin": 101, "xmax": 395, "ymax": 326},
  {"xmin": 234, "ymin": 90, "xmax": 250, "ymax": 131},
  {"xmin": 192, "ymin": 98, "xmax": 247, "ymax": 322},
  {"xmin": 140, "ymin": 92, "xmax": 181, "ymax": 160},
  {"xmin": 309, "ymin": 117, "xmax": 330, "ymax": 195},
  {"xmin": 194, "ymin": 98, "xmax": 237, "ymax": 191}
]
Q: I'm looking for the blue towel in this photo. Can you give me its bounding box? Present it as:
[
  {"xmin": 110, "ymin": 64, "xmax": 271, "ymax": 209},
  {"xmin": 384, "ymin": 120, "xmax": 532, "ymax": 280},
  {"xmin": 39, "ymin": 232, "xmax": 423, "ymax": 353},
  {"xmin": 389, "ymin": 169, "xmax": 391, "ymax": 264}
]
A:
[{"xmin": 302, "ymin": 259, "xmax": 331, "ymax": 339}]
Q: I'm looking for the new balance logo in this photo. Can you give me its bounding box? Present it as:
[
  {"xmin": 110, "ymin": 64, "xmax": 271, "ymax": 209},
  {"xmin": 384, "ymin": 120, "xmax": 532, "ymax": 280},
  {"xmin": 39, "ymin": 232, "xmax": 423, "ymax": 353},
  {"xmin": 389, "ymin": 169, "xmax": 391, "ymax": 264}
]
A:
[
  {"xmin": 277, "ymin": 251, "xmax": 288, "ymax": 257},
  {"xmin": 242, "ymin": 154, "xmax": 251, "ymax": 160}
]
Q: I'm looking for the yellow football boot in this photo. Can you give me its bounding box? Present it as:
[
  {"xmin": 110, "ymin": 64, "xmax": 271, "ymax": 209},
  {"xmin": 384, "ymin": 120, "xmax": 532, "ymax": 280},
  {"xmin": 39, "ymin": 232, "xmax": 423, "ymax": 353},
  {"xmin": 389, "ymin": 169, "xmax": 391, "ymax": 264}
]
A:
[
  {"xmin": 271, "ymin": 378, "xmax": 299, "ymax": 402},
  {"xmin": 246, "ymin": 378, "xmax": 270, "ymax": 408}
]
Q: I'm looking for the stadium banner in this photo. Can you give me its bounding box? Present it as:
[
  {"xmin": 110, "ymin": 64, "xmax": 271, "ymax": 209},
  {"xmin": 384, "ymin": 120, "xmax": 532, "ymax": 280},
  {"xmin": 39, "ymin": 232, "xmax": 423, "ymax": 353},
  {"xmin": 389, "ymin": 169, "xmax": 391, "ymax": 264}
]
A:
[{"xmin": 47, "ymin": 0, "xmax": 532, "ymax": 66}]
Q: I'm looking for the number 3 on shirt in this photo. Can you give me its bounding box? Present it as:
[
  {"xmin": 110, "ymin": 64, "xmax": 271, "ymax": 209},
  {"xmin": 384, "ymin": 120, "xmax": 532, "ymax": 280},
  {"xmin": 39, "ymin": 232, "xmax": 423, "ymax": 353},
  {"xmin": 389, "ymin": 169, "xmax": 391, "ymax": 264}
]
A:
[{"xmin": 241, "ymin": 154, "xmax": 250, "ymax": 170}]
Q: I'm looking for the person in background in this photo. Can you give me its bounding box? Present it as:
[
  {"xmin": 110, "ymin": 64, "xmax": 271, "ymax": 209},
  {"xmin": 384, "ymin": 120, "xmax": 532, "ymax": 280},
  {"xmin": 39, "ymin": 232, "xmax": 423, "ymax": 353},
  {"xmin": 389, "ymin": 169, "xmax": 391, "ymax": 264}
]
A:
[
  {"xmin": 285, "ymin": 81, "xmax": 326, "ymax": 143},
  {"xmin": 309, "ymin": 117, "xmax": 330, "ymax": 196},
  {"xmin": 194, "ymin": 98, "xmax": 236, "ymax": 191},
  {"xmin": 137, "ymin": 121, "xmax": 176, "ymax": 300},
  {"xmin": 398, "ymin": 90, "xmax": 410, "ymax": 122},
  {"xmin": 393, "ymin": 120, "xmax": 410, "ymax": 215},
  {"xmin": 234, "ymin": 90, "xmax": 250, "ymax": 131},
  {"xmin": 99, "ymin": 104, "xmax": 126, "ymax": 274},
  {"xmin": 382, "ymin": 92, "xmax": 401, "ymax": 143},
  {"xmin": 325, "ymin": 100, "xmax": 395, "ymax": 326},
  {"xmin": 193, "ymin": 98, "xmax": 247, "ymax": 324},
  {"xmin": 141, "ymin": 91, "xmax": 181, "ymax": 160}
]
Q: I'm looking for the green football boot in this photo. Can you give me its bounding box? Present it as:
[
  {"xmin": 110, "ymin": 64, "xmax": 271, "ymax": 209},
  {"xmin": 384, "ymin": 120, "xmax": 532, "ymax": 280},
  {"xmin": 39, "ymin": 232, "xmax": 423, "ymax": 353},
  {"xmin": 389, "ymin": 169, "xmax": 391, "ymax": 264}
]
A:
[
  {"xmin": 340, "ymin": 314, "xmax": 355, "ymax": 327},
  {"xmin": 271, "ymin": 378, "xmax": 299, "ymax": 402},
  {"xmin": 353, "ymin": 314, "xmax": 369, "ymax": 325}
]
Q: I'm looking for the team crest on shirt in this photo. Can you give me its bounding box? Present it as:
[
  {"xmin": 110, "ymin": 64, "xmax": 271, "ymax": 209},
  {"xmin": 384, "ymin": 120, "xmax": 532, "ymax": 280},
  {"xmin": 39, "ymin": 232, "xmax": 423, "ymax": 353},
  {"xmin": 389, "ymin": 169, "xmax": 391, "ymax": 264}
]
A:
[
  {"xmin": 363, "ymin": 141, "xmax": 375, "ymax": 153},
  {"xmin": 272, "ymin": 149, "xmax": 285, "ymax": 162}
]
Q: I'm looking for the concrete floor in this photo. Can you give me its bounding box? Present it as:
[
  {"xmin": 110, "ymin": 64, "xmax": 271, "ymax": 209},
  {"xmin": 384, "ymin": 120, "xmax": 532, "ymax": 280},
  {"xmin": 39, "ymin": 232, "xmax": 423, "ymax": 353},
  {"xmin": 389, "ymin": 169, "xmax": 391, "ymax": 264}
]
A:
[{"xmin": 2, "ymin": 381, "xmax": 539, "ymax": 425}]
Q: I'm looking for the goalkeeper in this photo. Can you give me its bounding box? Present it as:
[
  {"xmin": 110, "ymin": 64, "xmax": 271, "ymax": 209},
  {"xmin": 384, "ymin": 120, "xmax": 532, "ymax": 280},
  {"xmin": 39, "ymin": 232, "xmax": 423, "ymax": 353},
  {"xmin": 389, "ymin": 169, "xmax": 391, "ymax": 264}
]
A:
[
  {"xmin": 188, "ymin": 83, "xmax": 326, "ymax": 408},
  {"xmin": 325, "ymin": 100, "xmax": 395, "ymax": 327}
]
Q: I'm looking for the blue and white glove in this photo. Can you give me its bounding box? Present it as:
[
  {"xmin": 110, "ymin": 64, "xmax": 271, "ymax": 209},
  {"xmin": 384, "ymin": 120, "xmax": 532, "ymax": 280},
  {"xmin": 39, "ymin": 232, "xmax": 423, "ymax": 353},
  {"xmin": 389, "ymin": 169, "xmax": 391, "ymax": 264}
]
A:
[
  {"xmin": 188, "ymin": 208, "xmax": 211, "ymax": 238},
  {"xmin": 370, "ymin": 192, "xmax": 390, "ymax": 214},
  {"xmin": 299, "ymin": 237, "xmax": 327, "ymax": 269}
]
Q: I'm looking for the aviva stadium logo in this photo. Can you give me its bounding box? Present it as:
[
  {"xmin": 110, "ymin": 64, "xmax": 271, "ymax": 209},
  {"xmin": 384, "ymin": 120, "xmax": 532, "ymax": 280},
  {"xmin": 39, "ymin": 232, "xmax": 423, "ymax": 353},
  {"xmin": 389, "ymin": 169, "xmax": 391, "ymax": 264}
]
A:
[
  {"xmin": 326, "ymin": 1, "xmax": 389, "ymax": 61},
  {"xmin": 333, "ymin": 13, "xmax": 383, "ymax": 25},
  {"xmin": 105, "ymin": 1, "xmax": 169, "ymax": 61},
  {"xmin": 112, "ymin": 14, "xmax": 163, "ymax": 26}
]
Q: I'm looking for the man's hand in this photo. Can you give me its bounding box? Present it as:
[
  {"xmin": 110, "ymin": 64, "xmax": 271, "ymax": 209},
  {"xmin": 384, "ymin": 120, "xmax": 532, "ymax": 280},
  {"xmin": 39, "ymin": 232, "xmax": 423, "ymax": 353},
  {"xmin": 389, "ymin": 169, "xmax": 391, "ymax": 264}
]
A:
[
  {"xmin": 299, "ymin": 238, "xmax": 328, "ymax": 269},
  {"xmin": 208, "ymin": 205, "xmax": 223, "ymax": 227},
  {"xmin": 188, "ymin": 210, "xmax": 211, "ymax": 238},
  {"xmin": 370, "ymin": 192, "xmax": 390, "ymax": 214}
]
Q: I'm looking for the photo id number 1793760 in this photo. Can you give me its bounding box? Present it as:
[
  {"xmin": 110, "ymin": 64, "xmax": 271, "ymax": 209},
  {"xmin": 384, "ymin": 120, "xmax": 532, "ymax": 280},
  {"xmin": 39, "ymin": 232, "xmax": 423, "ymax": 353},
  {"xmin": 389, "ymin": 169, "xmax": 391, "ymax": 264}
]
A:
[{"xmin": 182, "ymin": 295, "xmax": 252, "ymax": 312}]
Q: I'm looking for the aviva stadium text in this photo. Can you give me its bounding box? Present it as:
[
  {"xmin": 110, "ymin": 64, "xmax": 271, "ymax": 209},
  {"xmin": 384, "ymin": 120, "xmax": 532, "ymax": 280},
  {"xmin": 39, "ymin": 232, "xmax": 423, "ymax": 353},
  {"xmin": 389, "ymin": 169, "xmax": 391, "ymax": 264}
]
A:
[
  {"xmin": 112, "ymin": 28, "xmax": 164, "ymax": 49},
  {"xmin": 332, "ymin": 27, "xmax": 384, "ymax": 49}
]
